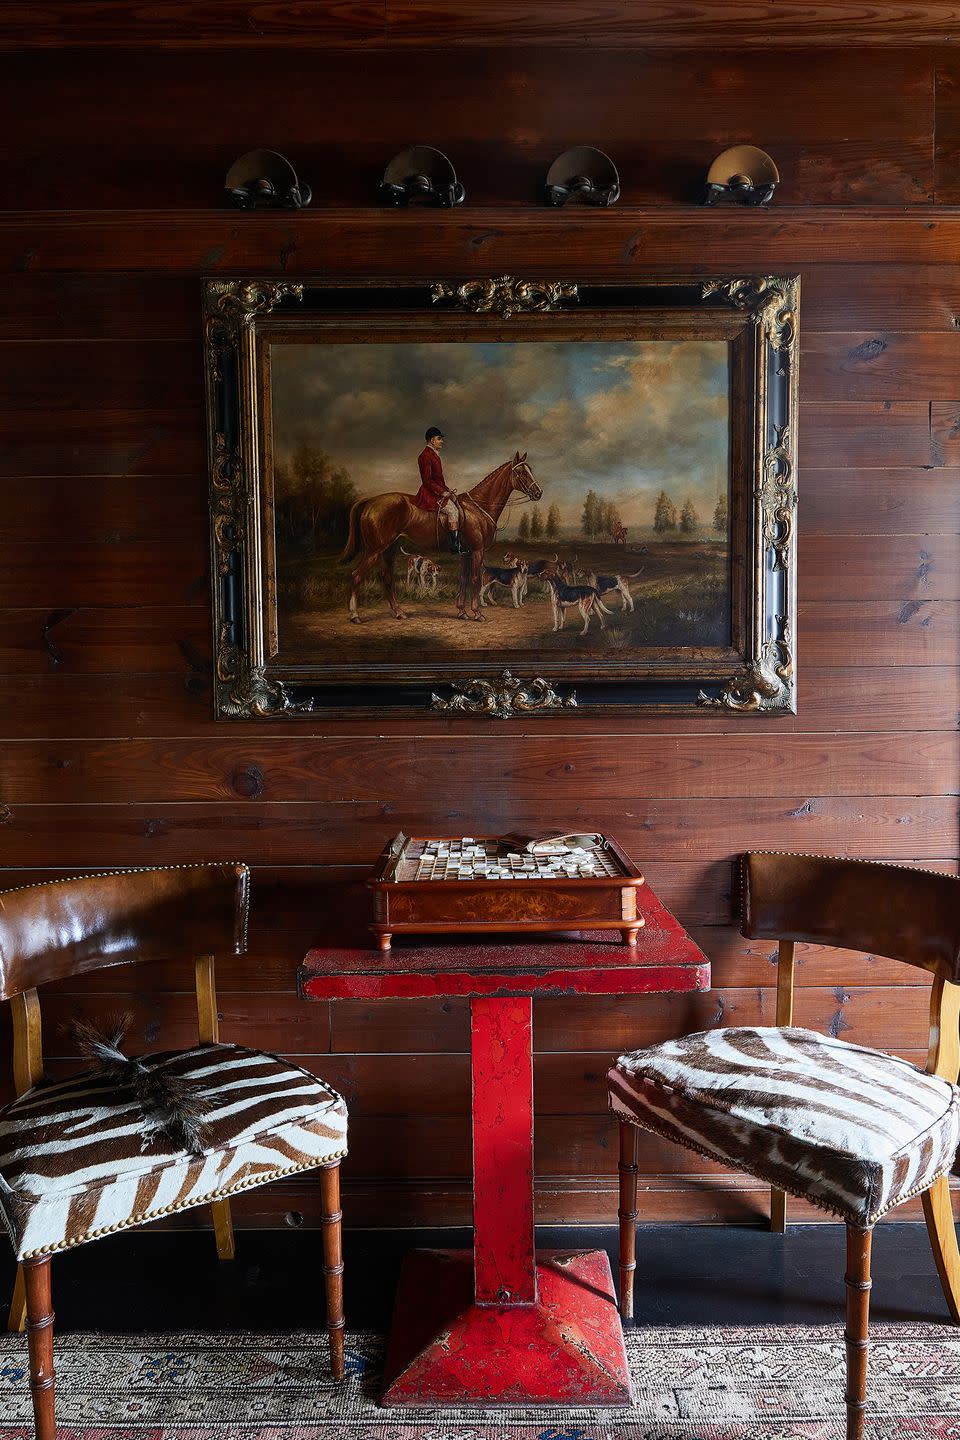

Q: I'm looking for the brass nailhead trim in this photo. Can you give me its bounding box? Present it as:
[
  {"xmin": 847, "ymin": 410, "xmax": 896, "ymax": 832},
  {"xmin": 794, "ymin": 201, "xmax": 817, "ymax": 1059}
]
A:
[
  {"xmin": 21, "ymin": 1148, "xmax": 347, "ymax": 1261},
  {"xmin": 609, "ymin": 1096, "xmax": 957, "ymax": 1228}
]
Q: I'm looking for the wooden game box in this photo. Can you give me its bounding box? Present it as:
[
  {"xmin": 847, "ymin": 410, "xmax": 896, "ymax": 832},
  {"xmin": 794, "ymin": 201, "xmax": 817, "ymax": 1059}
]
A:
[{"xmin": 366, "ymin": 832, "xmax": 645, "ymax": 951}]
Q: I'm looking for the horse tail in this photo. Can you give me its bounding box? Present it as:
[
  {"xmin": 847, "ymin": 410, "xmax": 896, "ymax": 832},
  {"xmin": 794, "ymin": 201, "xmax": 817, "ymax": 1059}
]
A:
[{"xmin": 340, "ymin": 499, "xmax": 365, "ymax": 565}]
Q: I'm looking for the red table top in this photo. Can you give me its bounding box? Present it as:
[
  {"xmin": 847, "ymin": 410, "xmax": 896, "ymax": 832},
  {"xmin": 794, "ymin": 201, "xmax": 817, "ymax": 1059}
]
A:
[{"xmin": 299, "ymin": 881, "xmax": 710, "ymax": 1001}]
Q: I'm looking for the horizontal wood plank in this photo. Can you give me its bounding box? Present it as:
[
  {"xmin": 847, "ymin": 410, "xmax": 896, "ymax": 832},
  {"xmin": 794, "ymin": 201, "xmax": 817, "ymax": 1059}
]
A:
[
  {"xmin": 799, "ymin": 402, "xmax": 933, "ymax": 469},
  {"xmin": 0, "ymin": 607, "xmax": 210, "ymax": 674},
  {"xmin": 0, "ymin": 341, "xmax": 199, "ymax": 412},
  {"xmin": 0, "ymin": 410, "xmax": 204, "ymax": 478},
  {"xmin": 0, "ymin": 475, "xmax": 206, "ymax": 544},
  {"xmin": 800, "ymin": 600, "xmax": 960, "ymax": 665},
  {"xmin": 803, "ymin": 331, "xmax": 960, "ymax": 400},
  {"xmin": 802, "ymin": 265, "xmax": 960, "ymax": 330},
  {"xmin": 797, "ymin": 534, "xmax": 960, "ymax": 597},
  {"xmin": 801, "ymin": 469, "xmax": 960, "ymax": 534},
  {"xmin": 0, "ymin": 734, "xmax": 955, "ymax": 805},
  {"xmin": 0, "ymin": 275, "xmax": 201, "ymax": 341},
  {"xmin": 0, "ymin": 542, "xmax": 209, "ymax": 607},
  {"xmin": 0, "ymin": 797, "xmax": 955, "ymax": 872}
]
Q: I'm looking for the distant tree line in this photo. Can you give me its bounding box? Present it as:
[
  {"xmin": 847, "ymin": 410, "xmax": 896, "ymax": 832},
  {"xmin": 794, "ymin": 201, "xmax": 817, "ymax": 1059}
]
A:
[
  {"xmin": 653, "ymin": 489, "xmax": 729, "ymax": 536},
  {"xmin": 581, "ymin": 490, "xmax": 623, "ymax": 539},
  {"xmin": 274, "ymin": 444, "xmax": 357, "ymax": 549},
  {"xmin": 517, "ymin": 502, "xmax": 561, "ymax": 542}
]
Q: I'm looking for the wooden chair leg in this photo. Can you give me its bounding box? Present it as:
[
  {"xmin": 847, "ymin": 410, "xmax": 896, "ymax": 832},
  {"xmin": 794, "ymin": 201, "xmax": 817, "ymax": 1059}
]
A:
[
  {"xmin": 922, "ymin": 1174, "xmax": 960, "ymax": 1323},
  {"xmin": 321, "ymin": 1162, "xmax": 345, "ymax": 1381},
  {"xmin": 210, "ymin": 1197, "xmax": 236, "ymax": 1260},
  {"xmin": 770, "ymin": 1187, "xmax": 787, "ymax": 1232},
  {"xmin": 844, "ymin": 1226, "xmax": 872, "ymax": 1440},
  {"xmin": 618, "ymin": 1120, "xmax": 640, "ymax": 1321},
  {"xmin": 7, "ymin": 1263, "xmax": 26, "ymax": 1333},
  {"xmin": 23, "ymin": 1256, "xmax": 56, "ymax": 1440}
]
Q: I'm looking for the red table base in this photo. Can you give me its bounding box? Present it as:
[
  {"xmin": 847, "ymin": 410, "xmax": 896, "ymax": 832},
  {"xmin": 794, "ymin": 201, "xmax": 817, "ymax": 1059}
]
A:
[
  {"xmin": 381, "ymin": 1248, "xmax": 633, "ymax": 1407},
  {"xmin": 301, "ymin": 889, "xmax": 710, "ymax": 1408}
]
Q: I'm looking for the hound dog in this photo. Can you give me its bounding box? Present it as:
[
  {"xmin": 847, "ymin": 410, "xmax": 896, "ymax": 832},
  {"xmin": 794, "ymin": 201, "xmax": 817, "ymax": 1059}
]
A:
[
  {"xmin": 545, "ymin": 573, "xmax": 612, "ymax": 635},
  {"xmin": 480, "ymin": 555, "xmax": 528, "ymax": 608},
  {"xmin": 585, "ymin": 569, "xmax": 643, "ymax": 612},
  {"xmin": 518, "ymin": 554, "xmax": 557, "ymax": 604},
  {"xmin": 401, "ymin": 548, "xmax": 441, "ymax": 596}
]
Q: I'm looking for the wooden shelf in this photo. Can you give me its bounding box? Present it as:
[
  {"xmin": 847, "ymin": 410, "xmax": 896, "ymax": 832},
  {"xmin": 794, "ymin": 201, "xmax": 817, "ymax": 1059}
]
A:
[{"xmin": 5, "ymin": 207, "xmax": 960, "ymax": 274}]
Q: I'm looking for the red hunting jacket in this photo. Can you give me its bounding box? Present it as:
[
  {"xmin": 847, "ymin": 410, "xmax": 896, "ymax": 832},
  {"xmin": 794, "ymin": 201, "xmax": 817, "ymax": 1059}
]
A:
[{"xmin": 414, "ymin": 445, "xmax": 447, "ymax": 511}]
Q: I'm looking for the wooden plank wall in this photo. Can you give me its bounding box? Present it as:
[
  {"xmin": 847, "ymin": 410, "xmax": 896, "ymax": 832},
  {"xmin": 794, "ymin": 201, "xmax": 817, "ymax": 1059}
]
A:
[{"xmin": 1, "ymin": 40, "xmax": 958, "ymax": 1228}]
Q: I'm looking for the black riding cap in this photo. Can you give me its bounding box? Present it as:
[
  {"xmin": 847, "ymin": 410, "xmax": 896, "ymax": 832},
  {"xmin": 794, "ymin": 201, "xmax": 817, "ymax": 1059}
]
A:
[{"xmin": 425, "ymin": 426, "xmax": 445, "ymax": 441}]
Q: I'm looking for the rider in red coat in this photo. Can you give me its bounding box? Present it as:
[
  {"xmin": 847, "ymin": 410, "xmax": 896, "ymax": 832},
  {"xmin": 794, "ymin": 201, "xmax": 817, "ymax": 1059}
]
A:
[{"xmin": 414, "ymin": 427, "xmax": 463, "ymax": 552}]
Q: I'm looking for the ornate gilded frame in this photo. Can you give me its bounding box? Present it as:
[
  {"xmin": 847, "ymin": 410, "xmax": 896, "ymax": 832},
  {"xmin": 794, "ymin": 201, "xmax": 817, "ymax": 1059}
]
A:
[{"xmin": 203, "ymin": 275, "xmax": 798, "ymax": 718}]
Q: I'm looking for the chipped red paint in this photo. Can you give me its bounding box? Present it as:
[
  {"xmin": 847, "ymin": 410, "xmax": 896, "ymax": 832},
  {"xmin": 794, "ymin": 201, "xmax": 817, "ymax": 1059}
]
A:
[
  {"xmin": 471, "ymin": 996, "xmax": 536, "ymax": 1305},
  {"xmin": 381, "ymin": 1249, "xmax": 632, "ymax": 1406},
  {"xmin": 302, "ymin": 878, "xmax": 710, "ymax": 1406}
]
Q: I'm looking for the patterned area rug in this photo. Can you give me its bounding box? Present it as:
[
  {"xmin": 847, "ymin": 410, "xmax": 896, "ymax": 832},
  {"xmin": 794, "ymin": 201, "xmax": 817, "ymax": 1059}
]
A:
[{"xmin": 2, "ymin": 1325, "xmax": 960, "ymax": 1437}]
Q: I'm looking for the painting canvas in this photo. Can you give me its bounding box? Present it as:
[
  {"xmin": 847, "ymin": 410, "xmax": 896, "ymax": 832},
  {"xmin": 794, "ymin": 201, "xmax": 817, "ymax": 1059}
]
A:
[
  {"xmin": 204, "ymin": 277, "xmax": 798, "ymax": 717},
  {"xmin": 269, "ymin": 338, "xmax": 731, "ymax": 659}
]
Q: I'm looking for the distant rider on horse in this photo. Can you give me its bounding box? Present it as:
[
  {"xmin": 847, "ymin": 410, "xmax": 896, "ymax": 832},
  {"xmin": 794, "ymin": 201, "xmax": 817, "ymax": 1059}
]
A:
[{"xmin": 414, "ymin": 426, "xmax": 464, "ymax": 553}]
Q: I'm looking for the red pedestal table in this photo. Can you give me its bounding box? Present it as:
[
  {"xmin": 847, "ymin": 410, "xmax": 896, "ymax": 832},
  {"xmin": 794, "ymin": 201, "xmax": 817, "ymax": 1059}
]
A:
[{"xmin": 299, "ymin": 882, "xmax": 710, "ymax": 1408}]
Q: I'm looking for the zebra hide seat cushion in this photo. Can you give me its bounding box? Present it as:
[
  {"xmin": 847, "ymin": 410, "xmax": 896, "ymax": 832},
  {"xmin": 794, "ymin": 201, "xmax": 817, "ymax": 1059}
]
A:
[
  {"xmin": 0, "ymin": 1043, "xmax": 348, "ymax": 1261},
  {"xmin": 608, "ymin": 1026, "xmax": 960, "ymax": 1227}
]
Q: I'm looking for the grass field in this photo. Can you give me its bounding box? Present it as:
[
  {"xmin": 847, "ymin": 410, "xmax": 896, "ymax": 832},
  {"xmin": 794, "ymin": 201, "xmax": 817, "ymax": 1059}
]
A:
[{"xmin": 277, "ymin": 535, "xmax": 730, "ymax": 656}]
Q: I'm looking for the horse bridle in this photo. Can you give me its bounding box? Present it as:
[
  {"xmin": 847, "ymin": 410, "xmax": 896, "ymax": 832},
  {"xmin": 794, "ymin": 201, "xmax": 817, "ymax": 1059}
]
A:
[{"xmin": 463, "ymin": 459, "xmax": 541, "ymax": 536}]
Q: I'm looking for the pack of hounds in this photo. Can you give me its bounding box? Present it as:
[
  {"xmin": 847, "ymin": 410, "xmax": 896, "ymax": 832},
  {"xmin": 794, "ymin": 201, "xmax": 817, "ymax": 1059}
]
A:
[{"xmin": 401, "ymin": 546, "xmax": 643, "ymax": 635}]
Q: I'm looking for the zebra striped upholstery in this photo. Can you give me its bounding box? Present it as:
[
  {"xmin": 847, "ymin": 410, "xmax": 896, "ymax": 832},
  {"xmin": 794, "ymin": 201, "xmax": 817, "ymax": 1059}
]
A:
[
  {"xmin": 0, "ymin": 1043, "xmax": 348, "ymax": 1261},
  {"xmin": 608, "ymin": 1026, "xmax": 960, "ymax": 1227}
]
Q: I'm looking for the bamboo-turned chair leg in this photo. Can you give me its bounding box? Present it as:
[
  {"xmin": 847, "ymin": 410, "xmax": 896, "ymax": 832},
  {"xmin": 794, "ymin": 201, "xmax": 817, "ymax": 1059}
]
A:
[
  {"xmin": 844, "ymin": 1226, "xmax": 872, "ymax": 1440},
  {"xmin": 7, "ymin": 1263, "xmax": 26, "ymax": 1333},
  {"xmin": 618, "ymin": 1120, "xmax": 640, "ymax": 1320},
  {"xmin": 210, "ymin": 1197, "xmax": 236, "ymax": 1260},
  {"xmin": 770, "ymin": 940, "xmax": 795, "ymax": 1235},
  {"xmin": 922, "ymin": 1174, "xmax": 960, "ymax": 1323},
  {"xmin": 23, "ymin": 1256, "xmax": 55, "ymax": 1440},
  {"xmin": 321, "ymin": 1163, "xmax": 345, "ymax": 1381}
]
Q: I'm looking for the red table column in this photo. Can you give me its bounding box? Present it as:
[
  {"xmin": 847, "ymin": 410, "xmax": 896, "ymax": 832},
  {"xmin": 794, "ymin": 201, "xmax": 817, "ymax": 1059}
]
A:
[{"xmin": 471, "ymin": 996, "xmax": 536, "ymax": 1306}]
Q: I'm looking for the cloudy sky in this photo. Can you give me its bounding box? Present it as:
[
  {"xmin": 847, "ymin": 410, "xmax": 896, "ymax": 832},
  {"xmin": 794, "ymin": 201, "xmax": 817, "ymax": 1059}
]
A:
[{"xmin": 270, "ymin": 339, "xmax": 729, "ymax": 528}]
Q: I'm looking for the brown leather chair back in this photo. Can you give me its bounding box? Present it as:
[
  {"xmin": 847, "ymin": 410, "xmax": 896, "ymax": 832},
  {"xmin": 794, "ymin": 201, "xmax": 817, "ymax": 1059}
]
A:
[
  {"xmin": 0, "ymin": 863, "xmax": 250, "ymax": 1001},
  {"xmin": 742, "ymin": 851, "xmax": 960, "ymax": 984}
]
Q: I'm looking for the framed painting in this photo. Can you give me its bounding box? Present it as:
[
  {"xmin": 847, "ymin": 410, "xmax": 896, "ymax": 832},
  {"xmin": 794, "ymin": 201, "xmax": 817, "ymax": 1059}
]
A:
[{"xmin": 204, "ymin": 274, "xmax": 798, "ymax": 718}]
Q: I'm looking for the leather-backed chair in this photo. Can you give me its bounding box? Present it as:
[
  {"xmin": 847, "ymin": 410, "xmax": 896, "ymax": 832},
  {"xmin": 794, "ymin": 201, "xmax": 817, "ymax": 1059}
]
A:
[
  {"xmin": 0, "ymin": 863, "xmax": 348, "ymax": 1440},
  {"xmin": 609, "ymin": 852, "xmax": 960, "ymax": 1440}
]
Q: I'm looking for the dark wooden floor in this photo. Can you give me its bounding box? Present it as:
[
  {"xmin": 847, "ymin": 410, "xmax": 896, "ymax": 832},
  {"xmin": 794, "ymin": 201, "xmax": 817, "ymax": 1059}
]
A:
[{"xmin": 3, "ymin": 1223, "xmax": 954, "ymax": 1333}]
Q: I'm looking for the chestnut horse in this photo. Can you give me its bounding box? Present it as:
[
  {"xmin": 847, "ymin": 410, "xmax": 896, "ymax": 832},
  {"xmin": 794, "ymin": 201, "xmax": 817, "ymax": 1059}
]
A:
[{"xmin": 340, "ymin": 452, "xmax": 542, "ymax": 622}]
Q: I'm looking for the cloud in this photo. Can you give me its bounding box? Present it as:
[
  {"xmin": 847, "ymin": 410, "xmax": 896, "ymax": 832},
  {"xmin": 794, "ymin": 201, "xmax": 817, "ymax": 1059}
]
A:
[{"xmin": 270, "ymin": 338, "xmax": 729, "ymax": 524}]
